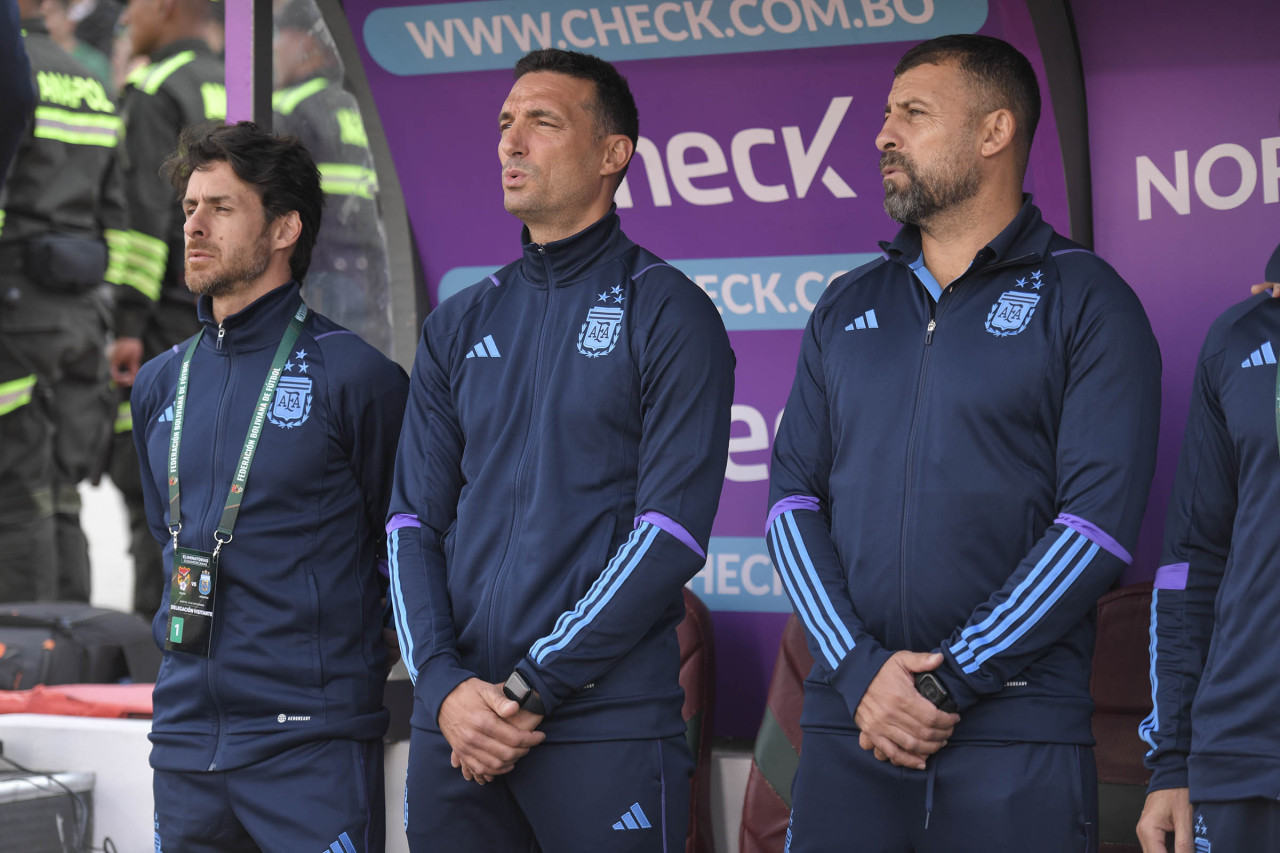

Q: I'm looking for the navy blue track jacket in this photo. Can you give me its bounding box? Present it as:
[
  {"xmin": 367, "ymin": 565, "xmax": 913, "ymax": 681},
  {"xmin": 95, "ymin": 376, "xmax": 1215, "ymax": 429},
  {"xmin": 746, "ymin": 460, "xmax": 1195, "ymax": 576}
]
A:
[
  {"xmin": 132, "ymin": 282, "xmax": 408, "ymax": 772},
  {"xmin": 387, "ymin": 210, "xmax": 734, "ymax": 742},
  {"xmin": 767, "ymin": 198, "xmax": 1161, "ymax": 744},
  {"xmin": 1142, "ymin": 294, "xmax": 1280, "ymax": 801}
]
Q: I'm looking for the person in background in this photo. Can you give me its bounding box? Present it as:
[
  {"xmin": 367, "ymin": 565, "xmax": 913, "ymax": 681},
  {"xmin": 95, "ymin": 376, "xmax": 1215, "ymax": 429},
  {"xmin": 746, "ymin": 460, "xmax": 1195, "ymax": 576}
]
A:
[
  {"xmin": 0, "ymin": 0, "xmax": 125, "ymax": 601},
  {"xmin": 40, "ymin": 0, "xmax": 112, "ymax": 91},
  {"xmin": 766, "ymin": 34, "xmax": 1160, "ymax": 851},
  {"xmin": 108, "ymin": 0, "xmax": 223, "ymax": 617},
  {"xmin": 134, "ymin": 122, "xmax": 406, "ymax": 852},
  {"xmin": 272, "ymin": 0, "xmax": 392, "ymax": 355}
]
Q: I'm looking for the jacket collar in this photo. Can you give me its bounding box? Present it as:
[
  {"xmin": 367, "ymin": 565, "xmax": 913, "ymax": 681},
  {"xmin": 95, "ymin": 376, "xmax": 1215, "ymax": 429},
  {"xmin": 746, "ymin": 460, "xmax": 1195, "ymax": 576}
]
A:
[
  {"xmin": 150, "ymin": 37, "xmax": 215, "ymax": 63},
  {"xmin": 518, "ymin": 207, "xmax": 633, "ymax": 287},
  {"xmin": 196, "ymin": 281, "xmax": 304, "ymax": 353},
  {"xmin": 880, "ymin": 194, "xmax": 1054, "ymax": 274}
]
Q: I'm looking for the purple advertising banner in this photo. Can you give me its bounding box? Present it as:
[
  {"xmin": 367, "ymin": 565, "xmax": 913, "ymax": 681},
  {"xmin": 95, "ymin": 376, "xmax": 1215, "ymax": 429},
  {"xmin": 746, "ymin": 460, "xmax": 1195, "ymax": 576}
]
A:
[
  {"xmin": 1072, "ymin": 0, "xmax": 1280, "ymax": 583},
  {"xmin": 347, "ymin": 0, "xmax": 1071, "ymax": 736}
]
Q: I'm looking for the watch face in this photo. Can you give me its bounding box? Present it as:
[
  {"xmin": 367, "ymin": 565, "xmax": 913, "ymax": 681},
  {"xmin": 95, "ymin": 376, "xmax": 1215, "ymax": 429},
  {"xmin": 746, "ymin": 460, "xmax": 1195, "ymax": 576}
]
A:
[{"xmin": 503, "ymin": 672, "xmax": 529, "ymax": 703}]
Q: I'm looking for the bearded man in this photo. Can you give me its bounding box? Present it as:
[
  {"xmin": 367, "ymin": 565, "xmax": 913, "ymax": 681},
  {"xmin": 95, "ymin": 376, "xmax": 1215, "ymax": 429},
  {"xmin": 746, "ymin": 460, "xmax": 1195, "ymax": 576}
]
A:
[
  {"xmin": 130, "ymin": 122, "xmax": 406, "ymax": 852},
  {"xmin": 765, "ymin": 34, "xmax": 1161, "ymax": 852}
]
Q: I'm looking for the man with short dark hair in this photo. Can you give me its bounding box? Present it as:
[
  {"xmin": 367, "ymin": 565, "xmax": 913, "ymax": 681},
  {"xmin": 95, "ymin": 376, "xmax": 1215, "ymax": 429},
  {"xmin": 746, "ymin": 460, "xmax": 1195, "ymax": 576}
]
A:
[
  {"xmin": 388, "ymin": 48, "xmax": 734, "ymax": 851},
  {"xmin": 131, "ymin": 121, "xmax": 406, "ymax": 852},
  {"xmin": 767, "ymin": 34, "xmax": 1160, "ymax": 850}
]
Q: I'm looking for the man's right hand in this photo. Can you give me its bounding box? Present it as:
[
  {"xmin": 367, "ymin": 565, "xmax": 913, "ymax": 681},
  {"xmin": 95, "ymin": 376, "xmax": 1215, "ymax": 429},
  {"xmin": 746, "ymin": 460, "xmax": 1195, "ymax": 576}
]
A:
[
  {"xmin": 853, "ymin": 651, "xmax": 959, "ymax": 770},
  {"xmin": 109, "ymin": 337, "xmax": 143, "ymax": 387},
  {"xmin": 438, "ymin": 678, "xmax": 545, "ymax": 783},
  {"xmin": 1136, "ymin": 787, "xmax": 1194, "ymax": 853}
]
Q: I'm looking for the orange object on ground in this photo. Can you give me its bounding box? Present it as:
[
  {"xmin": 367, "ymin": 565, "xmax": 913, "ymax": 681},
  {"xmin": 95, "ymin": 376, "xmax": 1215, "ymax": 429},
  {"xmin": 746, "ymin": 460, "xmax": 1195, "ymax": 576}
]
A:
[{"xmin": 0, "ymin": 683, "xmax": 153, "ymax": 718}]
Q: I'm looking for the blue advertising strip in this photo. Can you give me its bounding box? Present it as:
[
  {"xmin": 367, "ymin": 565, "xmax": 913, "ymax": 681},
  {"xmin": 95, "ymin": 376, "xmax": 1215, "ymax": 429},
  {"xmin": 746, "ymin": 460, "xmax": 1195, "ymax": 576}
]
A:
[
  {"xmin": 687, "ymin": 536, "xmax": 793, "ymax": 613},
  {"xmin": 437, "ymin": 252, "xmax": 881, "ymax": 330},
  {"xmin": 364, "ymin": 0, "xmax": 987, "ymax": 76}
]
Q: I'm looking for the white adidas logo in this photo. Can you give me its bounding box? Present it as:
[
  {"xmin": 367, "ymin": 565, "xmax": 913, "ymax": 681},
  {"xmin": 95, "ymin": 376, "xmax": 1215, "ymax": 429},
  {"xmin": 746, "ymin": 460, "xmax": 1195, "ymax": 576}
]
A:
[
  {"xmin": 844, "ymin": 309, "xmax": 878, "ymax": 331},
  {"xmin": 465, "ymin": 335, "xmax": 501, "ymax": 359},
  {"xmin": 611, "ymin": 802, "xmax": 651, "ymax": 831},
  {"xmin": 1241, "ymin": 341, "xmax": 1275, "ymax": 368}
]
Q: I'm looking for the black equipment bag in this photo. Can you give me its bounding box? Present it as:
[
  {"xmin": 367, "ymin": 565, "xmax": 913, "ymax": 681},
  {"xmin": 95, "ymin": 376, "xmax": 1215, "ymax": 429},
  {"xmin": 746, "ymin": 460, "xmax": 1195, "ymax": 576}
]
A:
[{"xmin": 0, "ymin": 602, "xmax": 160, "ymax": 690}]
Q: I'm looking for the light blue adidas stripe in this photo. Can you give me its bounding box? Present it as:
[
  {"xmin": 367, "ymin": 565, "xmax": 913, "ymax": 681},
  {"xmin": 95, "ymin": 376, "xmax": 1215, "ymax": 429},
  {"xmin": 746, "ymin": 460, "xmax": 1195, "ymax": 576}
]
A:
[
  {"xmin": 531, "ymin": 523, "xmax": 660, "ymax": 665},
  {"xmin": 325, "ymin": 831, "xmax": 358, "ymax": 853},
  {"xmin": 951, "ymin": 529, "xmax": 1083, "ymax": 664},
  {"xmin": 1138, "ymin": 590, "xmax": 1160, "ymax": 754},
  {"xmin": 388, "ymin": 530, "xmax": 419, "ymax": 683},
  {"xmin": 960, "ymin": 542, "xmax": 1098, "ymax": 673},
  {"xmin": 767, "ymin": 511, "xmax": 854, "ymax": 670}
]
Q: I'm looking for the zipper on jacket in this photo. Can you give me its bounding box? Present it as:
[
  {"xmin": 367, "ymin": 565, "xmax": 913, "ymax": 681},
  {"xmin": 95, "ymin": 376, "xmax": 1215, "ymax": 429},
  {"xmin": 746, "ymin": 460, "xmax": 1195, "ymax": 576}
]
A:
[
  {"xmin": 485, "ymin": 246, "xmax": 553, "ymax": 678},
  {"xmin": 202, "ymin": 338, "xmax": 234, "ymax": 770},
  {"xmin": 898, "ymin": 296, "xmax": 948, "ymax": 646}
]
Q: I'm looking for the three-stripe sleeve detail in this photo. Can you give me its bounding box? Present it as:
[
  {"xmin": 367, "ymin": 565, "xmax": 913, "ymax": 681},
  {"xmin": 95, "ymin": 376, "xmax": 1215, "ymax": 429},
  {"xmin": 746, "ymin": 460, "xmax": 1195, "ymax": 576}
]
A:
[
  {"xmin": 387, "ymin": 529, "xmax": 419, "ymax": 683},
  {"xmin": 767, "ymin": 510, "xmax": 855, "ymax": 671},
  {"xmin": 1138, "ymin": 589, "xmax": 1160, "ymax": 753},
  {"xmin": 949, "ymin": 528, "xmax": 1099, "ymax": 674},
  {"xmin": 530, "ymin": 522, "xmax": 661, "ymax": 666}
]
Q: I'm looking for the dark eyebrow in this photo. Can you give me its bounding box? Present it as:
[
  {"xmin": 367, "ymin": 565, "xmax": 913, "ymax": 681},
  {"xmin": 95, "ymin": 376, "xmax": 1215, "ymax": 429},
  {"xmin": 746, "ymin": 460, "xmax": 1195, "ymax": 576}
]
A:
[
  {"xmin": 184, "ymin": 193, "xmax": 231, "ymax": 207},
  {"xmin": 499, "ymin": 107, "xmax": 562, "ymax": 124}
]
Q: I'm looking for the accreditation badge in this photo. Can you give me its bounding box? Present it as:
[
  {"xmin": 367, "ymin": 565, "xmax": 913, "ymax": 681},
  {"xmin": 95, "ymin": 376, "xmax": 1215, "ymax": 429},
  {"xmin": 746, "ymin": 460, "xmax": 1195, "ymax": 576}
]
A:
[{"xmin": 165, "ymin": 546, "xmax": 218, "ymax": 657}]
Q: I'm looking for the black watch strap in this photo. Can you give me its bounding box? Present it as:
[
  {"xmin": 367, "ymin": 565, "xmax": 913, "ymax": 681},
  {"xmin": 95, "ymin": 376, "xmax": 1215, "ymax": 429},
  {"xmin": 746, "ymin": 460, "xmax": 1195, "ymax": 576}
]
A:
[{"xmin": 502, "ymin": 671, "xmax": 547, "ymax": 716}]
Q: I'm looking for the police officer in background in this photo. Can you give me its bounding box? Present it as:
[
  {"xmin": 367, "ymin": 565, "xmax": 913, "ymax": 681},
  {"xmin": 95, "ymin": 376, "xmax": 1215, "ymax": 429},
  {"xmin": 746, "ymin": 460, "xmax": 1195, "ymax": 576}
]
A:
[
  {"xmin": 108, "ymin": 0, "xmax": 223, "ymax": 616},
  {"xmin": 0, "ymin": 0, "xmax": 126, "ymax": 601},
  {"xmin": 272, "ymin": 0, "xmax": 392, "ymax": 355}
]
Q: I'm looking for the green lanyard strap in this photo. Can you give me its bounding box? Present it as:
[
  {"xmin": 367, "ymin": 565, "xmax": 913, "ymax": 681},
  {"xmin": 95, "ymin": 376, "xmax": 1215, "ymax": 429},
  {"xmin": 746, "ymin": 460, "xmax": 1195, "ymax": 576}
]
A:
[{"xmin": 167, "ymin": 302, "xmax": 309, "ymax": 555}]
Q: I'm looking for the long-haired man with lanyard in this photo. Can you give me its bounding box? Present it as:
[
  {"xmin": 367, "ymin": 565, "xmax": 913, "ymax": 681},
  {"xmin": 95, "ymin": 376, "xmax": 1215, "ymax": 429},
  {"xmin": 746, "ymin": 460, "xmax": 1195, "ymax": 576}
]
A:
[{"xmin": 130, "ymin": 121, "xmax": 407, "ymax": 852}]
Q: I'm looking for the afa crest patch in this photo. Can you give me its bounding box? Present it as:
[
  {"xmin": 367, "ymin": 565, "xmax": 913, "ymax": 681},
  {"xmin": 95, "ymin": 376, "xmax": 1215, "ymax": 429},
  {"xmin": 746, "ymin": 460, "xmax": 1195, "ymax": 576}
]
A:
[
  {"xmin": 579, "ymin": 287, "xmax": 626, "ymax": 357},
  {"xmin": 269, "ymin": 375, "xmax": 312, "ymax": 428},
  {"xmin": 985, "ymin": 291, "xmax": 1040, "ymax": 337},
  {"xmin": 198, "ymin": 569, "xmax": 211, "ymax": 596},
  {"xmin": 270, "ymin": 349, "xmax": 314, "ymax": 428}
]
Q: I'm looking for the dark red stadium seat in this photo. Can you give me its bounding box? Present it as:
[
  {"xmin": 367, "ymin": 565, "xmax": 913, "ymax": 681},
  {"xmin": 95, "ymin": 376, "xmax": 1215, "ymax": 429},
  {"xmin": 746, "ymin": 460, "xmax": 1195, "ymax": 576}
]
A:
[
  {"xmin": 678, "ymin": 587, "xmax": 717, "ymax": 853},
  {"xmin": 1091, "ymin": 583, "xmax": 1154, "ymax": 853},
  {"xmin": 739, "ymin": 614, "xmax": 811, "ymax": 853}
]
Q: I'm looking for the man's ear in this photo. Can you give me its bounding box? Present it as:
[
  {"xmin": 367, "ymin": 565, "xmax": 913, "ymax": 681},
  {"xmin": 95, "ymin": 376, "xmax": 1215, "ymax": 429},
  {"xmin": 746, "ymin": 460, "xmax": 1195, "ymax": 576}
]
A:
[
  {"xmin": 274, "ymin": 210, "xmax": 302, "ymax": 252},
  {"xmin": 600, "ymin": 134, "xmax": 634, "ymax": 179},
  {"xmin": 978, "ymin": 108, "xmax": 1016, "ymax": 160}
]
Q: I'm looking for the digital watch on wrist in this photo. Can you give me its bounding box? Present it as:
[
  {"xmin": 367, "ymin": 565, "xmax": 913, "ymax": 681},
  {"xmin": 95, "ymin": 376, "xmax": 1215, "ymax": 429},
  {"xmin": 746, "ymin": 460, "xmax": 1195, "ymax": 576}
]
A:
[
  {"xmin": 502, "ymin": 671, "xmax": 547, "ymax": 716},
  {"xmin": 914, "ymin": 672, "xmax": 959, "ymax": 714}
]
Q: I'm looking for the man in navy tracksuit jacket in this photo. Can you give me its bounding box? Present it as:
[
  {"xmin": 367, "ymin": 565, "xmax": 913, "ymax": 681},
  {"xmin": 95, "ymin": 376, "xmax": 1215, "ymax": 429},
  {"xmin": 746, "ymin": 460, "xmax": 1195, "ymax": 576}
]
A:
[
  {"xmin": 1137, "ymin": 290, "xmax": 1280, "ymax": 852},
  {"xmin": 131, "ymin": 123, "xmax": 407, "ymax": 852},
  {"xmin": 767, "ymin": 36, "xmax": 1161, "ymax": 851},
  {"xmin": 388, "ymin": 50, "xmax": 734, "ymax": 851}
]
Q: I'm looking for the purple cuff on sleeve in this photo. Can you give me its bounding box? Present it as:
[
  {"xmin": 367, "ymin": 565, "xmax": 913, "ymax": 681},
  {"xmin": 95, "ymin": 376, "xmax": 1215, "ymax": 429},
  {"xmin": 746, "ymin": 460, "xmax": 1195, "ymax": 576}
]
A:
[
  {"xmin": 635, "ymin": 511, "xmax": 704, "ymax": 559},
  {"xmin": 386, "ymin": 513, "xmax": 421, "ymax": 535},
  {"xmin": 766, "ymin": 495, "xmax": 821, "ymax": 533},
  {"xmin": 1153, "ymin": 562, "xmax": 1189, "ymax": 590},
  {"xmin": 1055, "ymin": 513, "xmax": 1132, "ymax": 565}
]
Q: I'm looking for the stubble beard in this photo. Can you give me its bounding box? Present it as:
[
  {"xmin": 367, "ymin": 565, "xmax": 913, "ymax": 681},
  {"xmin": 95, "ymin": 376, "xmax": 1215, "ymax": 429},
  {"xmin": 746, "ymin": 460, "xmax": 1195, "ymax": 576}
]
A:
[
  {"xmin": 881, "ymin": 149, "xmax": 982, "ymax": 226},
  {"xmin": 185, "ymin": 230, "xmax": 273, "ymax": 299}
]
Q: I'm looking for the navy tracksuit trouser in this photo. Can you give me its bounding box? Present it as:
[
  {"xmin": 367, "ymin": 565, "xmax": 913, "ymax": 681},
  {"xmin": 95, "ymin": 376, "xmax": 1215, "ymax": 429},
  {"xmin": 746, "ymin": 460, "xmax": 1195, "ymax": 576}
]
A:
[
  {"xmin": 785, "ymin": 731, "xmax": 1098, "ymax": 852},
  {"xmin": 153, "ymin": 738, "xmax": 384, "ymax": 852},
  {"xmin": 404, "ymin": 726, "xmax": 692, "ymax": 852}
]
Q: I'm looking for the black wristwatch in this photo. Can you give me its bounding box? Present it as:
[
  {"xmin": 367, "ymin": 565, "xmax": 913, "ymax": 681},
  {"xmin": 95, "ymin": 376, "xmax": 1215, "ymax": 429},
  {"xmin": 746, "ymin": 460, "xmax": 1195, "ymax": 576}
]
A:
[
  {"xmin": 502, "ymin": 671, "xmax": 547, "ymax": 716},
  {"xmin": 914, "ymin": 672, "xmax": 959, "ymax": 714}
]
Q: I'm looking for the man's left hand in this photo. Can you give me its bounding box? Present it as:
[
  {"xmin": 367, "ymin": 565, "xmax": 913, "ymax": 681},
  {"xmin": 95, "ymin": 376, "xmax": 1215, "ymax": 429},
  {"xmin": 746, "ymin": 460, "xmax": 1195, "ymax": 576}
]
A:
[{"xmin": 1250, "ymin": 282, "xmax": 1280, "ymax": 298}]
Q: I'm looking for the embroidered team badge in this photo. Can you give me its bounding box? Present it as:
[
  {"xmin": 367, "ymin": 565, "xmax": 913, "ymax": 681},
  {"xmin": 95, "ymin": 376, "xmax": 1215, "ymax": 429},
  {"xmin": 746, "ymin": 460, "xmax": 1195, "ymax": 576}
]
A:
[
  {"xmin": 198, "ymin": 570, "xmax": 211, "ymax": 596},
  {"xmin": 578, "ymin": 287, "xmax": 626, "ymax": 358},
  {"xmin": 269, "ymin": 349, "xmax": 313, "ymax": 428},
  {"xmin": 985, "ymin": 290, "xmax": 1040, "ymax": 336}
]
